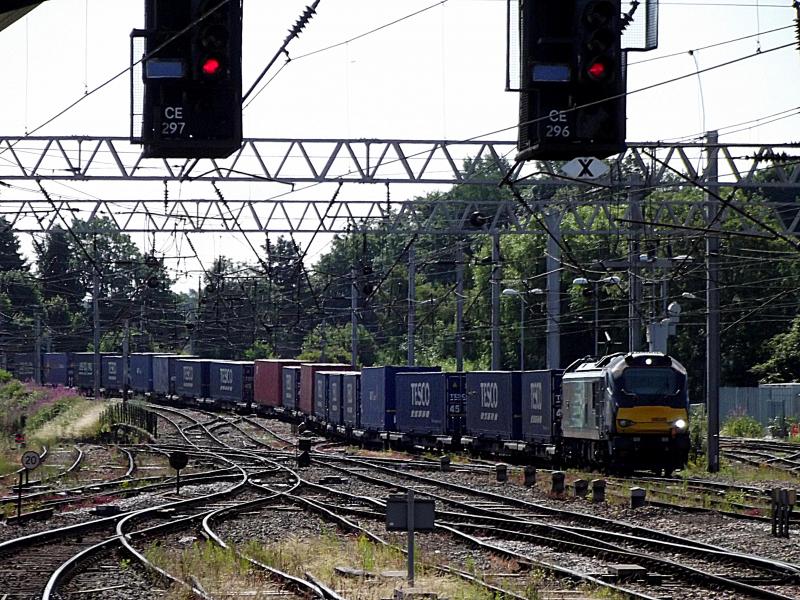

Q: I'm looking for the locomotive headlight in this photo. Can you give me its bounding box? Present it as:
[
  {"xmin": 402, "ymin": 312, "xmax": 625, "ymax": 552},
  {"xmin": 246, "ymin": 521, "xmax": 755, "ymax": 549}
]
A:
[
  {"xmin": 618, "ymin": 419, "xmax": 634, "ymax": 428},
  {"xmin": 673, "ymin": 418, "xmax": 688, "ymax": 430}
]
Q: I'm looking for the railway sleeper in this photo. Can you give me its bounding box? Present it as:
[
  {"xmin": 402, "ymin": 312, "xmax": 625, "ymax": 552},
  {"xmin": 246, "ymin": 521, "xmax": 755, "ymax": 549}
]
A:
[{"xmin": 454, "ymin": 523, "xmax": 797, "ymax": 599}]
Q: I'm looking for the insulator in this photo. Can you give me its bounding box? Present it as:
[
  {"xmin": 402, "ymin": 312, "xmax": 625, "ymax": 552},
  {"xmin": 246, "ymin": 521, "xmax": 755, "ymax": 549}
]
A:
[{"xmin": 796, "ymin": 12, "xmax": 800, "ymax": 49}]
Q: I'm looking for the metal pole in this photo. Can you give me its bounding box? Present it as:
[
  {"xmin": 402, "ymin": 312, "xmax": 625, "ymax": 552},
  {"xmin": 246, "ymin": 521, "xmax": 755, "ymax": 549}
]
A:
[
  {"xmin": 407, "ymin": 488, "xmax": 415, "ymax": 587},
  {"xmin": 34, "ymin": 314, "xmax": 41, "ymax": 385},
  {"xmin": 706, "ymin": 130, "xmax": 721, "ymax": 473},
  {"xmin": 93, "ymin": 271, "xmax": 100, "ymax": 400},
  {"xmin": 350, "ymin": 267, "xmax": 358, "ymax": 369},
  {"xmin": 407, "ymin": 245, "xmax": 416, "ymax": 366},
  {"xmin": 491, "ymin": 231, "xmax": 501, "ymax": 370},
  {"xmin": 593, "ymin": 282, "xmax": 599, "ymax": 357},
  {"xmin": 519, "ymin": 296, "xmax": 525, "ymax": 371},
  {"xmin": 17, "ymin": 472, "xmax": 22, "ymax": 523},
  {"xmin": 122, "ymin": 319, "xmax": 130, "ymax": 403},
  {"xmin": 545, "ymin": 211, "xmax": 561, "ymax": 370},
  {"xmin": 627, "ymin": 176, "xmax": 644, "ymax": 352},
  {"xmin": 456, "ymin": 242, "xmax": 464, "ymax": 372}
]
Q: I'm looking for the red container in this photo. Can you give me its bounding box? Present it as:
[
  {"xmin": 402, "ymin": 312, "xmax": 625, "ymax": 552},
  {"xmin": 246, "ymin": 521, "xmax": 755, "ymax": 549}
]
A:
[
  {"xmin": 254, "ymin": 359, "xmax": 302, "ymax": 408},
  {"xmin": 299, "ymin": 363, "xmax": 350, "ymax": 415}
]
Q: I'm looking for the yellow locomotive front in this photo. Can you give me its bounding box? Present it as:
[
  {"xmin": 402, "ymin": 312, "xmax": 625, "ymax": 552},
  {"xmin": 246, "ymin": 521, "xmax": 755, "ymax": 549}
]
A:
[{"xmin": 607, "ymin": 353, "xmax": 690, "ymax": 475}]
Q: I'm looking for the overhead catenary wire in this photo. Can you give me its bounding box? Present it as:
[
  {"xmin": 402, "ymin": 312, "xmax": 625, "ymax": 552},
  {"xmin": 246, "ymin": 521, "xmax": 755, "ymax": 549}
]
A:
[{"xmin": 4, "ymin": 3, "xmax": 800, "ymax": 356}]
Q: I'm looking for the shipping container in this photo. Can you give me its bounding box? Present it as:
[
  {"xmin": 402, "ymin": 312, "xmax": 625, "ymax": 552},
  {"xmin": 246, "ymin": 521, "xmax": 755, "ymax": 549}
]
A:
[
  {"xmin": 254, "ymin": 359, "xmax": 302, "ymax": 408},
  {"xmin": 299, "ymin": 363, "xmax": 349, "ymax": 415},
  {"xmin": 395, "ymin": 372, "xmax": 448, "ymax": 436},
  {"xmin": 152, "ymin": 355, "xmax": 192, "ymax": 397},
  {"xmin": 72, "ymin": 352, "xmax": 97, "ymax": 390},
  {"xmin": 329, "ymin": 372, "xmax": 357, "ymax": 426},
  {"xmin": 360, "ymin": 366, "xmax": 441, "ymax": 431},
  {"xmin": 43, "ymin": 352, "xmax": 70, "ymax": 386},
  {"xmin": 209, "ymin": 360, "xmax": 254, "ymax": 408},
  {"xmin": 129, "ymin": 353, "xmax": 163, "ymax": 394},
  {"xmin": 341, "ymin": 372, "xmax": 361, "ymax": 428},
  {"xmin": 520, "ymin": 370, "xmax": 562, "ymax": 443},
  {"xmin": 313, "ymin": 371, "xmax": 330, "ymax": 420},
  {"xmin": 175, "ymin": 358, "xmax": 211, "ymax": 399},
  {"xmin": 9, "ymin": 352, "xmax": 37, "ymax": 382},
  {"xmin": 282, "ymin": 366, "xmax": 301, "ymax": 410},
  {"xmin": 465, "ymin": 371, "xmax": 522, "ymax": 440},
  {"xmin": 101, "ymin": 355, "xmax": 125, "ymax": 393}
]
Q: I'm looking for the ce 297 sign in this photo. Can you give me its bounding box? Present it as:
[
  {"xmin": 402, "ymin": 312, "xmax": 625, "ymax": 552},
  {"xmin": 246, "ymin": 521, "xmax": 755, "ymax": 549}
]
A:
[{"xmin": 161, "ymin": 106, "xmax": 187, "ymax": 137}]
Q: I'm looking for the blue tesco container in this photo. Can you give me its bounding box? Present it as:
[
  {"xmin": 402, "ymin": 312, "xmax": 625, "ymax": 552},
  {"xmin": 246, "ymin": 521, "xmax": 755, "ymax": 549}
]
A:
[
  {"xmin": 175, "ymin": 359, "xmax": 211, "ymax": 399},
  {"xmin": 520, "ymin": 370, "xmax": 562, "ymax": 443},
  {"xmin": 395, "ymin": 372, "xmax": 449, "ymax": 436},
  {"xmin": 465, "ymin": 371, "xmax": 522, "ymax": 440},
  {"xmin": 209, "ymin": 360, "xmax": 254, "ymax": 407},
  {"xmin": 360, "ymin": 366, "xmax": 441, "ymax": 432}
]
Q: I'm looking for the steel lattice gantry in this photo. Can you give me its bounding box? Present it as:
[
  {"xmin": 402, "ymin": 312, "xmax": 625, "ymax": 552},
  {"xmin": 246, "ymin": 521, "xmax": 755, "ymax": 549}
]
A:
[{"xmin": 1, "ymin": 136, "xmax": 800, "ymax": 234}]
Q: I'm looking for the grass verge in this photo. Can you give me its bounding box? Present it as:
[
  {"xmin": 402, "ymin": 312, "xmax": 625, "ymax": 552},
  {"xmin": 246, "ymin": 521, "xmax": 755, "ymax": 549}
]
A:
[{"xmin": 146, "ymin": 530, "xmax": 625, "ymax": 599}]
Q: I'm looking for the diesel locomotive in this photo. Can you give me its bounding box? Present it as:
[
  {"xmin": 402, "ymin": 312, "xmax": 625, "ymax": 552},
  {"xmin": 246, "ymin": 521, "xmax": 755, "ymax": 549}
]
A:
[{"xmin": 561, "ymin": 353, "xmax": 690, "ymax": 475}]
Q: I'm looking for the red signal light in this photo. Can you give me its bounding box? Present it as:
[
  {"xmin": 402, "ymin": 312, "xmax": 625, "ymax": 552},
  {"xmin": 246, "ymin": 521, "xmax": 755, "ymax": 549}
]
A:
[
  {"xmin": 587, "ymin": 60, "xmax": 607, "ymax": 81},
  {"xmin": 202, "ymin": 57, "xmax": 222, "ymax": 77}
]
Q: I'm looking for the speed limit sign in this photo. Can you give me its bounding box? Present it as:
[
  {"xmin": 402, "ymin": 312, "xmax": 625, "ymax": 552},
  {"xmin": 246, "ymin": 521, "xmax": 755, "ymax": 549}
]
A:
[{"xmin": 20, "ymin": 451, "xmax": 41, "ymax": 471}]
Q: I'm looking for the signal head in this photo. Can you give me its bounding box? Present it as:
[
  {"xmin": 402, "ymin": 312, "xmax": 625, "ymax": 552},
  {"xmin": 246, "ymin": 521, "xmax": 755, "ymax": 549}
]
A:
[
  {"xmin": 201, "ymin": 56, "xmax": 223, "ymax": 78},
  {"xmin": 586, "ymin": 59, "xmax": 609, "ymax": 81}
]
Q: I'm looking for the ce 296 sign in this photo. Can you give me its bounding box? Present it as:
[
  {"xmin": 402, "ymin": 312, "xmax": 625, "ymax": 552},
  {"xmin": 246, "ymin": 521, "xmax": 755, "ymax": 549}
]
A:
[{"xmin": 544, "ymin": 109, "xmax": 572, "ymax": 139}]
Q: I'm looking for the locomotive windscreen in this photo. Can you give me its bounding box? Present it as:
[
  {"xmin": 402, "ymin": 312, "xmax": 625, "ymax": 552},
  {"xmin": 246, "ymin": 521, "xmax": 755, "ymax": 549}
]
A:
[{"xmin": 621, "ymin": 367, "xmax": 679, "ymax": 398}]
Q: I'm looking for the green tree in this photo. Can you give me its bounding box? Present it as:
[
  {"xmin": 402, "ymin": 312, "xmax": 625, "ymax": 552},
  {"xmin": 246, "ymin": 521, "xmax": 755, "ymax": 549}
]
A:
[
  {"xmin": 0, "ymin": 218, "xmax": 25, "ymax": 272},
  {"xmin": 193, "ymin": 257, "xmax": 260, "ymax": 358},
  {"xmin": 298, "ymin": 323, "xmax": 375, "ymax": 366},
  {"xmin": 0, "ymin": 270, "xmax": 42, "ymax": 353},
  {"xmin": 36, "ymin": 226, "xmax": 77, "ymax": 304},
  {"xmin": 750, "ymin": 316, "xmax": 800, "ymax": 382},
  {"xmin": 261, "ymin": 236, "xmax": 314, "ymax": 357}
]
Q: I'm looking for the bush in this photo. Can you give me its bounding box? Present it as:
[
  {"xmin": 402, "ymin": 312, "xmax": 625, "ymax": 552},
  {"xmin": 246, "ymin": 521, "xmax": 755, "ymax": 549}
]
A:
[
  {"xmin": 26, "ymin": 397, "xmax": 80, "ymax": 433},
  {"xmin": 722, "ymin": 415, "xmax": 764, "ymax": 438},
  {"xmin": 689, "ymin": 404, "xmax": 707, "ymax": 459}
]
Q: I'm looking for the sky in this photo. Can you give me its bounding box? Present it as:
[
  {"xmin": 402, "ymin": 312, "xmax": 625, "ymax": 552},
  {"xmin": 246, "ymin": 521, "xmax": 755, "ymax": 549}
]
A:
[{"xmin": 0, "ymin": 0, "xmax": 799, "ymax": 288}]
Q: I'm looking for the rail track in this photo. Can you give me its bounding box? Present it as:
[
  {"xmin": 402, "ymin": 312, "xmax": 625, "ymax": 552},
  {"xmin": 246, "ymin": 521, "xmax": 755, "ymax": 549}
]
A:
[{"xmin": 3, "ymin": 404, "xmax": 799, "ymax": 599}]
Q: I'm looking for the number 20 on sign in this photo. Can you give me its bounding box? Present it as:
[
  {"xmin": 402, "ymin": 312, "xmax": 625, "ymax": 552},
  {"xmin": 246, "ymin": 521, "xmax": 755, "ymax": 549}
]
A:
[{"xmin": 21, "ymin": 451, "xmax": 40, "ymax": 470}]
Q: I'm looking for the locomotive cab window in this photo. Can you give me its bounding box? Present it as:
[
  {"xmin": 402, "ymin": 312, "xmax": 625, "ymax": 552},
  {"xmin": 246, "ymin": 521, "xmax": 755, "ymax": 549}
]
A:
[{"xmin": 618, "ymin": 367, "xmax": 682, "ymax": 406}]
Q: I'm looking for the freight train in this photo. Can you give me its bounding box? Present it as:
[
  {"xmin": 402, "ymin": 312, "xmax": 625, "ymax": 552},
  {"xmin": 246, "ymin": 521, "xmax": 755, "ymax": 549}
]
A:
[{"xmin": 3, "ymin": 350, "xmax": 690, "ymax": 474}]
